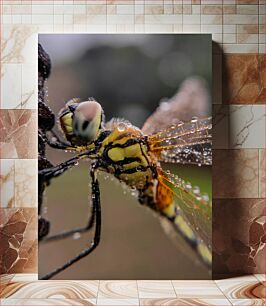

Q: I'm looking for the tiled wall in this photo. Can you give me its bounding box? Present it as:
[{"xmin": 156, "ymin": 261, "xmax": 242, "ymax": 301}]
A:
[{"xmin": 0, "ymin": 0, "xmax": 265, "ymax": 282}]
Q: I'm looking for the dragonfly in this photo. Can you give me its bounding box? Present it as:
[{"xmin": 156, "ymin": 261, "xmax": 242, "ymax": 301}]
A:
[{"xmin": 39, "ymin": 78, "xmax": 212, "ymax": 280}]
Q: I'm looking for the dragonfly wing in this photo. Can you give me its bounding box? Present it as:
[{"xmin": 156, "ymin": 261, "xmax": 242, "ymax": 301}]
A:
[
  {"xmin": 142, "ymin": 77, "xmax": 211, "ymax": 135},
  {"xmin": 157, "ymin": 169, "xmax": 212, "ymax": 266},
  {"xmin": 147, "ymin": 117, "xmax": 212, "ymax": 166}
]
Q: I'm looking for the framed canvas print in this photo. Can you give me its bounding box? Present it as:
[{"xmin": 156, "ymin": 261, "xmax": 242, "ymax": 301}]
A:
[{"xmin": 38, "ymin": 34, "xmax": 212, "ymax": 280}]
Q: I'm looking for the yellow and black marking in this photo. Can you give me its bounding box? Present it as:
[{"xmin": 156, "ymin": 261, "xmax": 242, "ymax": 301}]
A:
[{"xmin": 93, "ymin": 127, "xmax": 157, "ymax": 192}]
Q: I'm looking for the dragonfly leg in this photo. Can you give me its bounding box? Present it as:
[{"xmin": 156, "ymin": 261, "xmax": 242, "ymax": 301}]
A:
[{"xmin": 40, "ymin": 165, "xmax": 101, "ymax": 280}]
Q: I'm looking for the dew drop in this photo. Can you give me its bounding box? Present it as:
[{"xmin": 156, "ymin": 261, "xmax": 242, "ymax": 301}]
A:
[
  {"xmin": 117, "ymin": 122, "xmax": 126, "ymax": 132},
  {"xmin": 192, "ymin": 186, "xmax": 200, "ymax": 195},
  {"xmin": 73, "ymin": 232, "xmax": 81, "ymax": 240},
  {"xmin": 136, "ymin": 166, "xmax": 142, "ymax": 172},
  {"xmin": 202, "ymin": 193, "xmax": 209, "ymax": 203}
]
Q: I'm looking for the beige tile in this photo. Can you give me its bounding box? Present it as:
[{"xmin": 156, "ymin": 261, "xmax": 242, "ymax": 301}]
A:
[
  {"xmin": 192, "ymin": 5, "xmax": 200, "ymax": 14},
  {"xmin": 12, "ymin": 5, "xmax": 31, "ymax": 14},
  {"xmin": 73, "ymin": 5, "xmax": 86, "ymax": 14},
  {"xmin": 116, "ymin": 4, "xmax": 134, "ymax": 14},
  {"xmin": 144, "ymin": 5, "xmax": 164, "ymax": 15},
  {"xmin": 172, "ymin": 280, "xmax": 224, "ymax": 298},
  {"xmin": 223, "ymin": 33, "xmax": 236, "ymax": 43},
  {"xmin": 224, "ymin": 14, "xmax": 258, "ymax": 24},
  {"xmin": 0, "ymin": 159, "xmax": 15, "ymax": 208},
  {"xmin": 182, "ymin": 5, "xmax": 192, "ymax": 14},
  {"xmin": 1, "ymin": 281, "xmax": 99, "ymax": 299},
  {"xmin": 229, "ymin": 299, "xmax": 266, "ymax": 305},
  {"xmin": 237, "ymin": 25, "xmax": 259, "ymax": 34},
  {"xmin": 223, "ymin": 4, "xmax": 236, "ymax": 14},
  {"xmin": 98, "ymin": 281, "xmax": 138, "ymax": 299},
  {"xmin": 201, "ymin": 5, "xmax": 223, "ymax": 14},
  {"xmin": 223, "ymin": 43, "xmax": 258, "ymax": 53},
  {"xmin": 0, "ymin": 110, "xmax": 37, "ymax": 159},
  {"xmin": 138, "ymin": 281, "xmax": 176, "ymax": 298},
  {"xmin": 144, "ymin": 14, "xmax": 182, "ymax": 24},
  {"xmin": 135, "ymin": 15, "xmax": 144, "ymax": 24},
  {"xmin": 87, "ymin": 4, "xmax": 106, "ymax": 15},
  {"xmin": 140, "ymin": 298, "xmax": 231, "ymax": 305},
  {"xmin": 21, "ymin": 63, "xmax": 37, "ymax": 109},
  {"xmin": 107, "ymin": 14, "xmax": 134, "ymax": 24},
  {"xmin": 254, "ymin": 274, "xmax": 266, "ymax": 283},
  {"xmin": 32, "ymin": 14, "xmax": 54, "ymax": 24},
  {"xmin": 32, "ymin": 4, "xmax": 53, "ymax": 14},
  {"xmin": 1, "ymin": 64, "xmax": 22, "ymax": 109},
  {"xmin": 259, "ymin": 149, "xmax": 265, "ymax": 198},
  {"xmin": 96, "ymin": 299, "xmax": 139, "ymax": 305},
  {"xmin": 215, "ymin": 276, "xmax": 264, "ymax": 299},
  {"xmin": 237, "ymin": 33, "xmax": 258, "ymax": 43},
  {"xmin": 201, "ymin": 25, "xmax": 223, "ymax": 34},
  {"xmin": 1, "ymin": 21, "xmax": 38, "ymax": 65},
  {"xmin": 237, "ymin": 4, "xmax": 259, "ymax": 14},
  {"xmin": 107, "ymin": 5, "xmax": 116, "ymax": 14},
  {"xmin": 1, "ymin": 299, "xmax": 96, "ymax": 305},
  {"xmin": 183, "ymin": 14, "xmax": 200, "ymax": 24},
  {"xmin": 63, "ymin": 14, "xmax": 73, "ymax": 24},
  {"xmin": 201, "ymin": 15, "xmax": 222, "ymax": 24},
  {"xmin": 213, "ymin": 149, "xmax": 259, "ymax": 198},
  {"xmin": 135, "ymin": 4, "xmax": 144, "ymax": 14},
  {"xmin": 173, "ymin": 4, "xmax": 182, "ymax": 14},
  {"xmin": 223, "ymin": 24, "xmax": 236, "ymax": 33},
  {"xmin": 183, "ymin": 24, "xmax": 200, "ymax": 32},
  {"xmin": 229, "ymin": 105, "xmax": 265, "ymax": 149},
  {"xmin": 14, "ymin": 159, "xmax": 37, "ymax": 208}
]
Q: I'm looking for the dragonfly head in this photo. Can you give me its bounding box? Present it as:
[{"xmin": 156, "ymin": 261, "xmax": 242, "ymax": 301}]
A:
[{"xmin": 59, "ymin": 97, "xmax": 104, "ymax": 146}]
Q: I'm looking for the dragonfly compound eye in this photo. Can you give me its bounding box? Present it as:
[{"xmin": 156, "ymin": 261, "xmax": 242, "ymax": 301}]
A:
[{"xmin": 72, "ymin": 100, "xmax": 103, "ymax": 143}]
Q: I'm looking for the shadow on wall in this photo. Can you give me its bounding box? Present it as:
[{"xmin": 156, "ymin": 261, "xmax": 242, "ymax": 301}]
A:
[{"xmin": 212, "ymin": 41, "xmax": 265, "ymax": 278}]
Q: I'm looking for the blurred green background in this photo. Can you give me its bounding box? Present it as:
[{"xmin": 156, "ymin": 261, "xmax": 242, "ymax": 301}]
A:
[{"xmin": 38, "ymin": 34, "xmax": 212, "ymax": 280}]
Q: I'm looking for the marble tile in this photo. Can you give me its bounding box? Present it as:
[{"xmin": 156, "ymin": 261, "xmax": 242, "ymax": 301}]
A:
[
  {"xmin": 229, "ymin": 105, "xmax": 265, "ymax": 149},
  {"xmin": 237, "ymin": 33, "xmax": 258, "ymax": 44},
  {"xmin": 0, "ymin": 159, "xmax": 15, "ymax": 208},
  {"xmin": 201, "ymin": 5, "xmax": 223, "ymax": 14},
  {"xmin": 230, "ymin": 300, "xmax": 266, "ymax": 305},
  {"xmin": 139, "ymin": 298, "xmax": 232, "ymax": 305},
  {"xmin": 237, "ymin": 25, "xmax": 259, "ymax": 34},
  {"xmin": 1, "ymin": 64, "xmax": 22, "ymax": 109},
  {"xmin": 21, "ymin": 64, "xmax": 37, "ymax": 109},
  {"xmin": 236, "ymin": 4, "xmax": 259, "ymax": 14},
  {"xmin": 223, "ymin": 33, "xmax": 237, "ymax": 43},
  {"xmin": 1, "ymin": 299, "xmax": 97, "ymax": 305},
  {"xmin": 213, "ymin": 150, "xmax": 259, "ymax": 198},
  {"xmin": 254, "ymin": 274, "xmax": 266, "ymax": 283},
  {"xmin": 222, "ymin": 43, "xmax": 258, "ymax": 53},
  {"xmin": 0, "ymin": 110, "xmax": 37, "ymax": 159},
  {"xmin": 236, "ymin": 0, "xmax": 259, "ymax": 4},
  {"xmin": 258, "ymin": 150, "xmax": 265, "ymax": 198},
  {"xmin": 137, "ymin": 281, "xmax": 176, "ymax": 298},
  {"xmin": 172, "ymin": 280, "xmax": 224, "ymax": 298},
  {"xmin": 14, "ymin": 160, "xmax": 37, "ymax": 208},
  {"xmin": 223, "ymin": 54, "xmax": 264, "ymax": 104},
  {"xmin": 0, "ymin": 208, "xmax": 37, "ymax": 274},
  {"xmin": 213, "ymin": 199, "xmax": 266, "ymax": 275},
  {"xmin": 1, "ymin": 25, "xmax": 38, "ymax": 64},
  {"xmin": 215, "ymin": 276, "xmax": 265, "ymax": 299},
  {"xmin": 98, "ymin": 281, "xmax": 138, "ymax": 299},
  {"xmin": 96, "ymin": 299, "xmax": 139, "ymax": 305},
  {"xmin": 213, "ymin": 105, "xmax": 229, "ymax": 149},
  {"xmin": 1, "ymin": 281, "xmax": 99, "ymax": 299}
]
